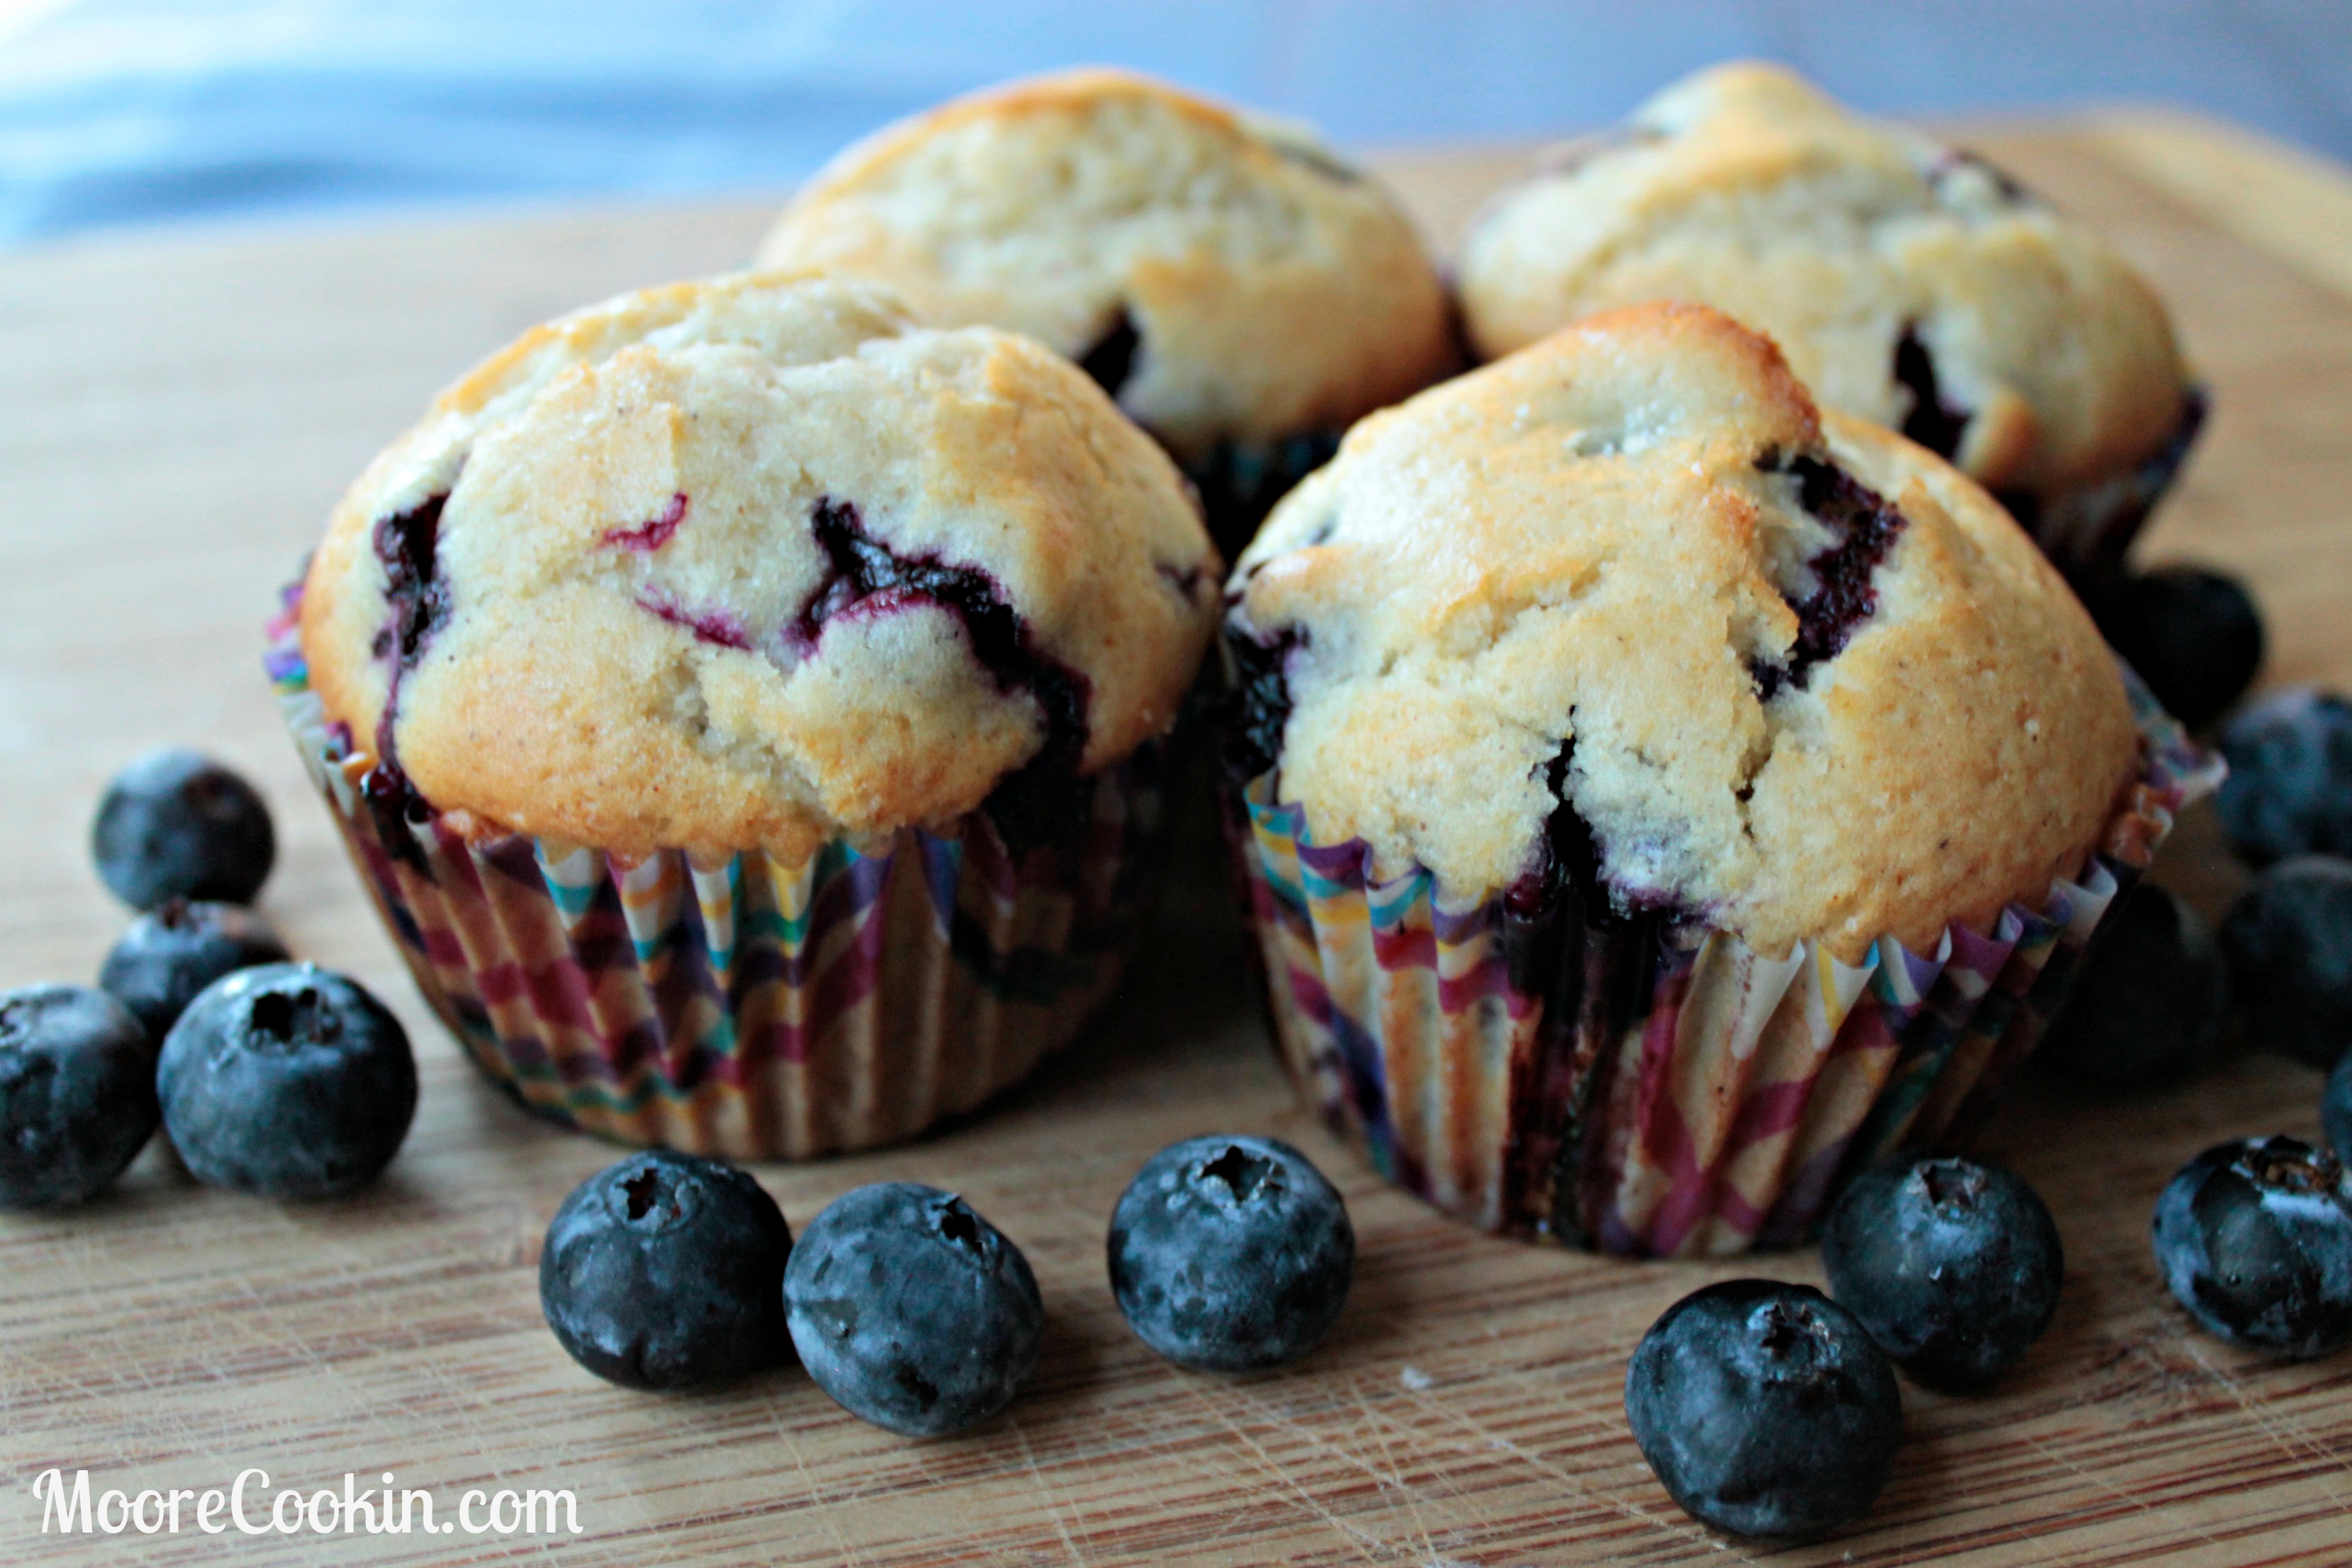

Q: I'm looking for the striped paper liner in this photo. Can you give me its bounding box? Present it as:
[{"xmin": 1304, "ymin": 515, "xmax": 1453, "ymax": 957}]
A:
[
  {"xmin": 267, "ymin": 584, "xmax": 1165, "ymax": 1160},
  {"xmin": 2014, "ymin": 385, "xmax": 2206, "ymax": 587},
  {"xmin": 1230, "ymin": 669, "xmax": 2220, "ymax": 1258}
]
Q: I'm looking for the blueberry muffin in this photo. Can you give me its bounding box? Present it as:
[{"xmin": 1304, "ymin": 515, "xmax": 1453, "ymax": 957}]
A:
[
  {"xmin": 755, "ymin": 68, "xmax": 1458, "ymax": 558},
  {"xmin": 280, "ymin": 271, "xmax": 1219, "ymax": 1158},
  {"xmin": 1224, "ymin": 302, "xmax": 2210, "ymax": 1256},
  {"xmin": 1457, "ymin": 63, "xmax": 2199, "ymax": 583}
]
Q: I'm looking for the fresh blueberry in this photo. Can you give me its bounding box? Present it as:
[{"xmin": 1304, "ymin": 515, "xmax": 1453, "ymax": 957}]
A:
[
  {"xmin": 0, "ymin": 985, "xmax": 156, "ymax": 1210},
  {"xmin": 784, "ymin": 1182, "xmax": 1042, "ymax": 1436},
  {"xmin": 2096, "ymin": 565, "xmax": 2264, "ymax": 732},
  {"xmin": 1821, "ymin": 1153, "xmax": 2064, "ymax": 1385},
  {"xmin": 1107, "ymin": 1134, "xmax": 1355, "ymax": 1371},
  {"xmin": 91, "ymin": 748, "xmax": 276, "ymax": 910},
  {"xmin": 98, "ymin": 899, "xmax": 290, "ymax": 1043},
  {"xmin": 157, "ymin": 963, "xmax": 416, "ymax": 1199},
  {"xmin": 2039, "ymin": 883, "xmax": 2229, "ymax": 1087},
  {"xmin": 539, "ymin": 1150, "xmax": 793, "ymax": 1390},
  {"xmin": 2152, "ymin": 1136, "xmax": 2352, "ymax": 1358},
  {"xmin": 2219, "ymin": 856, "xmax": 2352, "ymax": 1067},
  {"xmin": 2326, "ymin": 1052, "xmax": 2352, "ymax": 1165},
  {"xmin": 2217, "ymin": 690, "xmax": 2352, "ymax": 866},
  {"xmin": 1624, "ymin": 1279, "xmax": 1902, "ymax": 1542}
]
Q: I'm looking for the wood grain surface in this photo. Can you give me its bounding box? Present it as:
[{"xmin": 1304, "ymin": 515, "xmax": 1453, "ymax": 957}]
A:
[{"xmin": 4, "ymin": 112, "xmax": 2352, "ymax": 1567}]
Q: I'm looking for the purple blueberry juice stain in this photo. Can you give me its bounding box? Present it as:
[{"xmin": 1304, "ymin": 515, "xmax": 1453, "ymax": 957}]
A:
[
  {"xmin": 635, "ymin": 588, "xmax": 751, "ymax": 650},
  {"xmin": 370, "ymin": 493, "xmax": 449, "ymax": 674},
  {"xmin": 1221, "ymin": 625, "xmax": 1304, "ymax": 783},
  {"xmin": 1503, "ymin": 745, "xmax": 1604, "ymax": 922},
  {"xmin": 601, "ymin": 492, "xmax": 688, "ymax": 553},
  {"xmin": 1506, "ymin": 741, "xmax": 1697, "ymax": 934},
  {"xmin": 359, "ymin": 764, "xmax": 437, "ymax": 872},
  {"xmin": 1752, "ymin": 454, "xmax": 1909, "ymax": 700},
  {"xmin": 1078, "ymin": 309, "xmax": 1140, "ymax": 401},
  {"xmin": 1476, "ymin": 476, "xmax": 1908, "ymax": 1234},
  {"xmin": 364, "ymin": 492, "xmax": 451, "ymax": 869},
  {"xmin": 1494, "ymin": 737, "xmax": 1685, "ymax": 1243},
  {"xmin": 795, "ymin": 497, "xmax": 1093, "ymax": 849},
  {"xmin": 1892, "ymin": 325, "xmax": 1970, "ymax": 461}
]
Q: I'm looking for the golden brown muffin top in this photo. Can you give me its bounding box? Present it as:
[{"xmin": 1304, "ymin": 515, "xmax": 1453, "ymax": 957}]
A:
[
  {"xmin": 755, "ymin": 68, "xmax": 1457, "ymax": 461},
  {"xmin": 1458, "ymin": 62, "xmax": 2189, "ymax": 498},
  {"xmin": 1228, "ymin": 302, "xmax": 2139, "ymax": 961},
  {"xmin": 302, "ymin": 271, "xmax": 1219, "ymax": 861}
]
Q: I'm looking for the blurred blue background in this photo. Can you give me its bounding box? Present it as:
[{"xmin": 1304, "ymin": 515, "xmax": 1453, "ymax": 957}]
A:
[{"xmin": 2, "ymin": 0, "xmax": 2349, "ymax": 247}]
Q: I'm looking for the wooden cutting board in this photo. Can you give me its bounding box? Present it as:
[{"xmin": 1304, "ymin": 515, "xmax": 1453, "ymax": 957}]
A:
[{"xmin": 4, "ymin": 109, "xmax": 2351, "ymax": 1567}]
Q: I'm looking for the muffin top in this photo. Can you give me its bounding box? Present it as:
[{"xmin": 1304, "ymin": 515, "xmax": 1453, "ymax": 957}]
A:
[
  {"xmin": 754, "ymin": 68, "xmax": 1457, "ymax": 462},
  {"xmin": 301, "ymin": 271, "xmax": 1219, "ymax": 862},
  {"xmin": 1226, "ymin": 302, "xmax": 2140, "ymax": 962},
  {"xmin": 1457, "ymin": 62, "xmax": 2188, "ymax": 499}
]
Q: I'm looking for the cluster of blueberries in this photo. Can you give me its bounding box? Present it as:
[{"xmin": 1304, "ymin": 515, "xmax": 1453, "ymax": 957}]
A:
[
  {"xmin": 2083, "ymin": 663, "xmax": 2352, "ymax": 1379},
  {"xmin": 1628, "ymin": 569, "xmax": 2352, "ymax": 1542},
  {"xmin": 0, "ymin": 746, "xmax": 1364, "ymax": 1442},
  {"xmin": 1626, "ymin": 1151, "xmax": 2065, "ymax": 1540},
  {"xmin": 1631, "ymin": 1133, "xmax": 2352, "ymax": 1542},
  {"xmin": 537, "ymin": 1133, "xmax": 1357, "ymax": 1436},
  {"xmin": 0, "ymin": 749, "xmax": 418, "ymax": 1211}
]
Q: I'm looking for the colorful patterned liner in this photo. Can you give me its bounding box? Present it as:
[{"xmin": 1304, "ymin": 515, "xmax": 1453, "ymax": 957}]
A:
[
  {"xmin": 2011, "ymin": 384, "xmax": 2206, "ymax": 586},
  {"xmin": 1231, "ymin": 673, "xmax": 2220, "ymax": 1258},
  {"xmin": 267, "ymin": 586, "xmax": 1166, "ymax": 1160}
]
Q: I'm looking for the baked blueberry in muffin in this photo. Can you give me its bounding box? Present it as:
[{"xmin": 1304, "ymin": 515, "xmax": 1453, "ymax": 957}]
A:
[
  {"xmin": 301, "ymin": 271, "xmax": 1216, "ymax": 868},
  {"xmin": 1459, "ymin": 64, "xmax": 2198, "ymax": 586},
  {"xmin": 756, "ymin": 69, "xmax": 1458, "ymax": 558},
  {"xmin": 288, "ymin": 271, "xmax": 1220, "ymax": 1157},
  {"xmin": 1223, "ymin": 302, "xmax": 2158, "ymax": 1254},
  {"xmin": 1232, "ymin": 301, "xmax": 2138, "ymax": 961}
]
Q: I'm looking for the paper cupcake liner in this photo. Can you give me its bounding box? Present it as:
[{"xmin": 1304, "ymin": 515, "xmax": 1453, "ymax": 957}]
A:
[
  {"xmin": 1228, "ymin": 671, "xmax": 2219, "ymax": 1258},
  {"xmin": 1185, "ymin": 429, "xmax": 1343, "ymax": 562},
  {"xmin": 267, "ymin": 586, "xmax": 1166, "ymax": 1160},
  {"xmin": 2007, "ymin": 385, "xmax": 2207, "ymax": 586}
]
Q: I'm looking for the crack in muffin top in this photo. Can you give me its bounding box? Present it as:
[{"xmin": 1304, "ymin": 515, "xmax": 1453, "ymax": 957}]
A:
[
  {"xmin": 301, "ymin": 271, "xmax": 1219, "ymax": 861},
  {"xmin": 1226, "ymin": 303, "xmax": 2139, "ymax": 962},
  {"xmin": 753, "ymin": 68, "xmax": 1457, "ymax": 461},
  {"xmin": 1457, "ymin": 62, "xmax": 2190, "ymax": 499}
]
